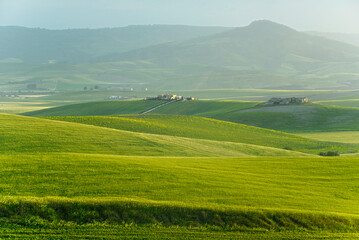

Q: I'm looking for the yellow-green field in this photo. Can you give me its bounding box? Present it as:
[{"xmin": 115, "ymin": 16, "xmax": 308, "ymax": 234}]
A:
[
  {"xmin": 299, "ymin": 131, "xmax": 359, "ymax": 144},
  {"xmin": 4, "ymin": 114, "xmax": 308, "ymax": 157},
  {"xmin": 3, "ymin": 96, "xmax": 359, "ymax": 239},
  {"xmin": 47, "ymin": 114, "xmax": 359, "ymax": 154},
  {"xmin": 0, "ymin": 101, "xmax": 53, "ymax": 114},
  {"xmin": 1, "ymin": 153, "xmax": 359, "ymax": 238}
]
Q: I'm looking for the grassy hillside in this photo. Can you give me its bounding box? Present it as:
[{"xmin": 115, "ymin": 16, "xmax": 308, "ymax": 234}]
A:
[
  {"xmin": 148, "ymin": 101, "xmax": 359, "ymax": 133},
  {"xmin": 1, "ymin": 154, "xmax": 359, "ymax": 234},
  {"xmin": 298, "ymin": 131, "xmax": 359, "ymax": 144},
  {"xmin": 2, "ymin": 113, "xmax": 359, "ymax": 238},
  {"xmin": 317, "ymin": 99, "xmax": 359, "ymax": 108},
  {"xmin": 24, "ymin": 98, "xmax": 359, "ymax": 135},
  {"xmin": 151, "ymin": 100, "xmax": 258, "ymax": 117},
  {"xmin": 48, "ymin": 114, "xmax": 359, "ymax": 154},
  {"xmin": 23, "ymin": 100, "xmax": 166, "ymax": 117},
  {"xmin": 222, "ymin": 103, "xmax": 359, "ymax": 132},
  {"xmin": 0, "ymin": 113, "xmax": 304, "ymax": 157}
]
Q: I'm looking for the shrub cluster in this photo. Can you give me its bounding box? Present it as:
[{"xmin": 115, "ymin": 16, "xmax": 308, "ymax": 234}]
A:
[{"xmin": 318, "ymin": 151, "xmax": 339, "ymax": 156}]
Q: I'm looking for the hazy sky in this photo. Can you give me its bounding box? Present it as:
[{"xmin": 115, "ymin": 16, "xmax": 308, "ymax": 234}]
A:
[{"xmin": 0, "ymin": 0, "xmax": 359, "ymax": 33}]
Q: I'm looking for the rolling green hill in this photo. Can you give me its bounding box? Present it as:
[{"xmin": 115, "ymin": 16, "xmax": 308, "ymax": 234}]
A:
[
  {"xmin": 299, "ymin": 131, "xmax": 359, "ymax": 144},
  {"xmin": 3, "ymin": 112, "xmax": 359, "ymax": 238},
  {"xmin": 47, "ymin": 114, "xmax": 359, "ymax": 154},
  {"xmin": 148, "ymin": 101, "xmax": 359, "ymax": 133},
  {"xmin": 23, "ymin": 100, "xmax": 166, "ymax": 117},
  {"xmin": 1, "ymin": 153, "xmax": 359, "ymax": 238},
  {"xmin": 1, "ymin": 113, "xmax": 305, "ymax": 157},
  {"xmin": 151, "ymin": 100, "xmax": 259, "ymax": 117},
  {"xmin": 220, "ymin": 103, "xmax": 359, "ymax": 133},
  {"xmin": 25, "ymin": 99, "xmax": 359, "ymax": 134}
]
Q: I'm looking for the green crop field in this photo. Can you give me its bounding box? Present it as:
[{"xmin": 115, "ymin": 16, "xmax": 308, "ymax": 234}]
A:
[
  {"xmin": 317, "ymin": 99, "xmax": 359, "ymax": 108},
  {"xmin": 4, "ymin": 18, "xmax": 359, "ymax": 239},
  {"xmin": 5, "ymin": 99, "xmax": 359, "ymax": 238},
  {"xmin": 298, "ymin": 131, "xmax": 359, "ymax": 144},
  {"xmin": 224, "ymin": 104, "xmax": 359, "ymax": 133},
  {"xmin": 26, "ymin": 99, "xmax": 359, "ymax": 134},
  {"xmin": 4, "ymin": 88, "xmax": 359, "ymax": 116},
  {"xmin": 150, "ymin": 100, "xmax": 259, "ymax": 117},
  {"xmin": 47, "ymin": 114, "xmax": 359, "ymax": 154},
  {"xmin": 148, "ymin": 101, "xmax": 359, "ymax": 133},
  {"xmin": 3, "ymin": 113, "xmax": 307, "ymax": 157},
  {"xmin": 23, "ymin": 99, "xmax": 167, "ymax": 117},
  {"xmin": 1, "ymin": 153, "xmax": 359, "ymax": 238}
]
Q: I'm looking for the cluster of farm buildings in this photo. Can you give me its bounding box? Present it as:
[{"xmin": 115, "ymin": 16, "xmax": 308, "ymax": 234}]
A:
[
  {"xmin": 146, "ymin": 94, "xmax": 197, "ymax": 101},
  {"xmin": 266, "ymin": 97, "xmax": 309, "ymax": 105}
]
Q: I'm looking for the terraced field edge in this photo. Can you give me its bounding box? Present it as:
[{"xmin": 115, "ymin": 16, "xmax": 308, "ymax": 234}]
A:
[{"xmin": 0, "ymin": 198, "xmax": 358, "ymax": 232}]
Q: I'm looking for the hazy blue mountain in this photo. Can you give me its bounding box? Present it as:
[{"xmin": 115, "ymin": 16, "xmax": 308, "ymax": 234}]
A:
[
  {"xmin": 0, "ymin": 25, "xmax": 230, "ymax": 63},
  {"xmin": 109, "ymin": 20, "xmax": 359, "ymax": 72},
  {"xmin": 307, "ymin": 31, "xmax": 359, "ymax": 48},
  {"xmin": 1, "ymin": 21, "xmax": 359, "ymax": 91}
]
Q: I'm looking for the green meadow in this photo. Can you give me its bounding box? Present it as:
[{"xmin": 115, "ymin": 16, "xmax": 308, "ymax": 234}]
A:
[
  {"xmin": 0, "ymin": 153, "xmax": 359, "ymax": 238},
  {"xmin": 1, "ymin": 153, "xmax": 358, "ymax": 214},
  {"xmin": 3, "ymin": 88, "xmax": 359, "ymax": 115},
  {"xmin": 47, "ymin": 114, "xmax": 359, "ymax": 154},
  {"xmin": 3, "ymin": 114, "xmax": 306, "ymax": 157},
  {"xmin": 3, "ymin": 19, "xmax": 359, "ymax": 239},
  {"xmin": 26, "ymin": 99, "xmax": 359, "ymax": 133},
  {"xmin": 4, "ymin": 97, "xmax": 359, "ymax": 238},
  {"xmin": 299, "ymin": 131, "xmax": 359, "ymax": 144},
  {"xmin": 149, "ymin": 101, "xmax": 359, "ymax": 132},
  {"xmin": 24, "ymin": 99, "xmax": 166, "ymax": 117}
]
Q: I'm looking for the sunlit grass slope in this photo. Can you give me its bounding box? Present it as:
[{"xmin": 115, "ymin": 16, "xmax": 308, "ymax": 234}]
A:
[
  {"xmin": 0, "ymin": 114, "xmax": 302, "ymax": 157},
  {"xmin": 49, "ymin": 114, "xmax": 359, "ymax": 154},
  {"xmin": 23, "ymin": 99, "xmax": 359, "ymax": 134},
  {"xmin": 1, "ymin": 154, "xmax": 359, "ymax": 222},
  {"xmin": 151, "ymin": 100, "xmax": 258, "ymax": 117},
  {"xmin": 298, "ymin": 131, "xmax": 359, "ymax": 144},
  {"xmin": 23, "ymin": 100, "xmax": 166, "ymax": 117},
  {"xmin": 23, "ymin": 99, "xmax": 257, "ymax": 117},
  {"xmin": 152, "ymin": 101, "xmax": 359, "ymax": 132},
  {"xmin": 317, "ymin": 99, "xmax": 359, "ymax": 108},
  {"xmin": 227, "ymin": 103, "xmax": 359, "ymax": 132}
]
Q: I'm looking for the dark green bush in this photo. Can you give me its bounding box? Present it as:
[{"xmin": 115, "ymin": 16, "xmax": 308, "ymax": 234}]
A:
[{"xmin": 319, "ymin": 151, "xmax": 339, "ymax": 156}]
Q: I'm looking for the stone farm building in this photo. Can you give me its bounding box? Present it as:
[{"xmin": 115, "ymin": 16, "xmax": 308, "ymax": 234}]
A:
[
  {"xmin": 146, "ymin": 94, "xmax": 197, "ymax": 101},
  {"xmin": 266, "ymin": 97, "xmax": 309, "ymax": 105}
]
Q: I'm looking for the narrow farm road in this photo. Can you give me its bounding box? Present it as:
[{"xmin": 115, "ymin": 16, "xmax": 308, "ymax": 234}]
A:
[{"xmin": 141, "ymin": 100, "xmax": 179, "ymax": 114}]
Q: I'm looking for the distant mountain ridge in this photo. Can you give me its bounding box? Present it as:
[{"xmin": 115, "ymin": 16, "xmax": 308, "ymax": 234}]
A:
[
  {"xmin": 0, "ymin": 25, "xmax": 230, "ymax": 63},
  {"xmin": 307, "ymin": 31, "xmax": 359, "ymax": 48},
  {"xmin": 1, "ymin": 20, "xmax": 359, "ymax": 90},
  {"xmin": 109, "ymin": 20, "xmax": 359, "ymax": 71}
]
